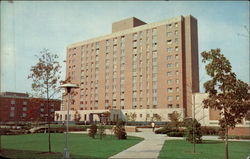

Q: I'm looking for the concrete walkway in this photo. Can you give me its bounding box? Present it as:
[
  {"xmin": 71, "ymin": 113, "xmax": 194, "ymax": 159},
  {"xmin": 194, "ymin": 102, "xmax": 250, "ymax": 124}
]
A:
[{"xmin": 109, "ymin": 128, "xmax": 166, "ymax": 159}]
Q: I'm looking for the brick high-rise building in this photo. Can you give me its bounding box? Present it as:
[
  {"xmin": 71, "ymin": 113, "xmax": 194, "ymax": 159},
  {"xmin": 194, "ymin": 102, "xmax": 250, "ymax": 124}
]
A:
[{"xmin": 57, "ymin": 15, "xmax": 199, "ymax": 122}]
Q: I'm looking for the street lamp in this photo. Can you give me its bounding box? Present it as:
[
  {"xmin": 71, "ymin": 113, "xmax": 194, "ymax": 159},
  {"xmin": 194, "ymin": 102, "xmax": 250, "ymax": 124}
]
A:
[{"xmin": 60, "ymin": 83, "xmax": 79, "ymax": 159}]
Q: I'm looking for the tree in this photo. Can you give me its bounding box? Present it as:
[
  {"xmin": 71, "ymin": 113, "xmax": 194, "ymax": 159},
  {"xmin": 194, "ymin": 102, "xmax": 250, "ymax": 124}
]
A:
[
  {"xmin": 74, "ymin": 111, "xmax": 81, "ymax": 123},
  {"xmin": 201, "ymin": 48, "xmax": 250, "ymax": 159},
  {"xmin": 126, "ymin": 112, "xmax": 137, "ymax": 122},
  {"xmin": 98, "ymin": 125, "xmax": 106, "ymax": 140},
  {"xmin": 88, "ymin": 124, "xmax": 97, "ymax": 139},
  {"xmin": 151, "ymin": 113, "xmax": 162, "ymax": 122},
  {"xmin": 168, "ymin": 111, "xmax": 181, "ymax": 130},
  {"xmin": 113, "ymin": 121, "xmax": 127, "ymax": 140},
  {"xmin": 184, "ymin": 118, "xmax": 202, "ymax": 144},
  {"xmin": 28, "ymin": 49, "xmax": 61, "ymax": 153}
]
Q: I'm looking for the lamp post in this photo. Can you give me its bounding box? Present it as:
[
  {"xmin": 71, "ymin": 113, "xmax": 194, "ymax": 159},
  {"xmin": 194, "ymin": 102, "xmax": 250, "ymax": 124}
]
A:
[{"xmin": 60, "ymin": 83, "xmax": 79, "ymax": 159}]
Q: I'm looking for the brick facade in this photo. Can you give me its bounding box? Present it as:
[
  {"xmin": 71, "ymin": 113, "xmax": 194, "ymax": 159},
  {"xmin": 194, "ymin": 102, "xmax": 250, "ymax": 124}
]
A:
[{"xmin": 0, "ymin": 92, "xmax": 61, "ymax": 123}]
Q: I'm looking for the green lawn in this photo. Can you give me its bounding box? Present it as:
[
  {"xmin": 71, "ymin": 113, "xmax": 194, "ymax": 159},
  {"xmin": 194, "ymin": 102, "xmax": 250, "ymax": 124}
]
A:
[
  {"xmin": 159, "ymin": 140, "xmax": 250, "ymax": 159},
  {"xmin": 46, "ymin": 124, "xmax": 113, "ymax": 129},
  {"xmin": 1, "ymin": 133, "xmax": 143, "ymax": 159}
]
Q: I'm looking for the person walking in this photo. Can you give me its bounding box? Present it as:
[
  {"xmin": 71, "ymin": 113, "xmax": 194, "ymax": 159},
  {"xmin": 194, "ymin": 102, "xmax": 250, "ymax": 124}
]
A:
[{"xmin": 151, "ymin": 122, "xmax": 155, "ymax": 132}]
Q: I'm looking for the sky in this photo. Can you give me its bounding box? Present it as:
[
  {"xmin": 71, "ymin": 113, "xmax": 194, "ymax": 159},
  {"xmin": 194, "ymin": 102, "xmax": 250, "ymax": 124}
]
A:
[{"xmin": 0, "ymin": 1, "xmax": 249, "ymax": 98}]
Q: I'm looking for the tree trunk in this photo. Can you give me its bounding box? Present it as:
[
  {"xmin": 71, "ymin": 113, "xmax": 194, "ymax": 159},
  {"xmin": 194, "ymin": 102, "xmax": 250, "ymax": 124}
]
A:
[
  {"xmin": 0, "ymin": 134, "xmax": 2, "ymax": 152},
  {"xmin": 47, "ymin": 86, "xmax": 51, "ymax": 153},
  {"xmin": 225, "ymin": 126, "xmax": 229, "ymax": 159}
]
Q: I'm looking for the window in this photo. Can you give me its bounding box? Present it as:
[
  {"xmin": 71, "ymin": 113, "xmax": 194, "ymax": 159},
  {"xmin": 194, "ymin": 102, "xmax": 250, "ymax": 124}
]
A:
[
  {"xmin": 176, "ymin": 71, "xmax": 179, "ymax": 76},
  {"xmin": 176, "ymin": 96, "xmax": 180, "ymax": 101},
  {"xmin": 176, "ymin": 79, "xmax": 179, "ymax": 84},
  {"xmin": 167, "ymin": 63, "xmax": 173, "ymax": 68},
  {"xmin": 167, "ymin": 71, "xmax": 172, "ymax": 76},
  {"xmin": 167, "ymin": 24, "xmax": 172, "ymax": 29},
  {"xmin": 11, "ymin": 100, "xmax": 15, "ymax": 104},
  {"xmin": 22, "ymin": 107, "xmax": 27, "ymax": 111},
  {"xmin": 167, "ymin": 47, "xmax": 173, "ymax": 53},
  {"xmin": 10, "ymin": 106, "xmax": 15, "ymax": 111},
  {"xmin": 168, "ymin": 104, "xmax": 173, "ymax": 108},
  {"xmin": 10, "ymin": 112, "xmax": 14, "ymax": 117},
  {"xmin": 167, "ymin": 88, "xmax": 173, "ymax": 93},
  {"xmin": 175, "ymin": 38, "xmax": 179, "ymax": 43},
  {"xmin": 175, "ymin": 23, "xmax": 178, "ymax": 27},
  {"xmin": 167, "ymin": 40, "xmax": 172, "ymax": 44},
  {"xmin": 153, "ymin": 97, "xmax": 157, "ymax": 101},
  {"xmin": 167, "ymin": 32, "xmax": 172, "ymax": 37},
  {"xmin": 167, "ymin": 55, "xmax": 172, "ymax": 60},
  {"xmin": 22, "ymin": 113, "xmax": 27, "ymax": 117},
  {"xmin": 167, "ymin": 96, "xmax": 173, "ymax": 101},
  {"xmin": 175, "ymin": 46, "xmax": 179, "ymax": 51},
  {"xmin": 152, "ymin": 28, "xmax": 157, "ymax": 35},
  {"xmin": 175, "ymin": 54, "xmax": 179, "ymax": 59},
  {"xmin": 167, "ymin": 79, "xmax": 172, "ymax": 85},
  {"xmin": 176, "ymin": 87, "xmax": 180, "ymax": 92},
  {"xmin": 175, "ymin": 62, "xmax": 179, "ymax": 68},
  {"xmin": 133, "ymin": 33, "xmax": 137, "ymax": 40},
  {"xmin": 175, "ymin": 30, "xmax": 178, "ymax": 35}
]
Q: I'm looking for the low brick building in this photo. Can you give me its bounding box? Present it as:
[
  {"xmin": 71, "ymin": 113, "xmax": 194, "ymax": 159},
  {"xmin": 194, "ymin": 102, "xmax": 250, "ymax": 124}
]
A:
[
  {"xmin": 193, "ymin": 93, "xmax": 250, "ymax": 136},
  {"xmin": 0, "ymin": 92, "xmax": 61, "ymax": 123}
]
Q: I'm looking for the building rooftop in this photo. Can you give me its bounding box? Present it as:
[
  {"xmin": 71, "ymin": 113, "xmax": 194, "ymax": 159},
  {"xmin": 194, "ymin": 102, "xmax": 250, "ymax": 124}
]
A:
[{"xmin": 67, "ymin": 15, "xmax": 192, "ymax": 48}]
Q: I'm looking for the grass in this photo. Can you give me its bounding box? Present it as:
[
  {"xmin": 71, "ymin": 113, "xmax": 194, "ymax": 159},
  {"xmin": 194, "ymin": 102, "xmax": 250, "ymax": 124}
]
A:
[
  {"xmin": 46, "ymin": 124, "xmax": 113, "ymax": 129},
  {"xmin": 1, "ymin": 133, "xmax": 143, "ymax": 159},
  {"xmin": 159, "ymin": 140, "xmax": 250, "ymax": 159}
]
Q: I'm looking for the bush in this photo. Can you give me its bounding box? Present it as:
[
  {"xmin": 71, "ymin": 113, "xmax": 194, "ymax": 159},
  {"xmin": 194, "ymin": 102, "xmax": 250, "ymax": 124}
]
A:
[
  {"xmin": 222, "ymin": 135, "xmax": 250, "ymax": 140},
  {"xmin": 184, "ymin": 118, "xmax": 203, "ymax": 144},
  {"xmin": 114, "ymin": 126, "xmax": 127, "ymax": 140},
  {"xmin": 98, "ymin": 125, "xmax": 106, "ymax": 140},
  {"xmin": 167, "ymin": 131, "xmax": 185, "ymax": 137},
  {"xmin": 201, "ymin": 126, "xmax": 220, "ymax": 135},
  {"xmin": 155, "ymin": 127, "xmax": 172, "ymax": 134},
  {"xmin": 113, "ymin": 121, "xmax": 127, "ymax": 140},
  {"xmin": 88, "ymin": 124, "xmax": 97, "ymax": 139}
]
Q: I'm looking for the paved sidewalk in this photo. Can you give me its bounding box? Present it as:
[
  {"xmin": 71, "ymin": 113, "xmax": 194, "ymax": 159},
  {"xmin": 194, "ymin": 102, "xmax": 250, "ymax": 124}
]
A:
[{"xmin": 109, "ymin": 128, "xmax": 166, "ymax": 159}]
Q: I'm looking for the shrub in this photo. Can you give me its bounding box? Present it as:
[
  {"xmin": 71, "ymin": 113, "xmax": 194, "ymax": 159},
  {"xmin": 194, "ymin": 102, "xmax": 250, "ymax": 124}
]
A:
[
  {"xmin": 155, "ymin": 127, "xmax": 172, "ymax": 134},
  {"xmin": 88, "ymin": 124, "xmax": 97, "ymax": 139},
  {"xmin": 201, "ymin": 126, "xmax": 220, "ymax": 135},
  {"xmin": 114, "ymin": 126, "xmax": 127, "ymax": 140},
  {"xmin": 167, "ymin": 131, "xmax": 185, "ymax": 137},
  {"xmin": 98, "ymin": 125, "xmax": 106, "ymax": 140},
  {"xmin": 184, "ymin": 118, "xmax": 203, "ymax": 144},
  {"xmin": 222, "ymin": 135, "xmax": 250, "ymax": 140},
  {"xmin": 113, "ymin": 121, "xmax": 127, "ymax": 140}
]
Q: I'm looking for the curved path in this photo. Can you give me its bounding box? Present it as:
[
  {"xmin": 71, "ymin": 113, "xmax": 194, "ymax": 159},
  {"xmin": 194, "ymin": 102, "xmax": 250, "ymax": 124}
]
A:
[{"xmin": 109, "ymin": 128, "xmax": 166, "ymax": 159}]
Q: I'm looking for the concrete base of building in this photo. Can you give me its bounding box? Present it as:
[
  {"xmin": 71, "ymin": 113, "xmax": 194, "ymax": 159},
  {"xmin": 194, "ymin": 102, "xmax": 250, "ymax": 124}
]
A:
[{"xmin": 55, "ymin": 108, "xmax": 184, "ymax": 123}]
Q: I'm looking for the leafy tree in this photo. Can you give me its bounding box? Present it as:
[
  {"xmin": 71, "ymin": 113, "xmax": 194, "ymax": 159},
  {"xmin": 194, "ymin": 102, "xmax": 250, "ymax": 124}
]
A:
[
  {"xmin": 114, "ymin": 120, "xmax": 127, "ymax": 140},
  {"xmin": 201, "ymin": 48, "xmax": 250, "ymax": 159},
  {"xmin": 88, "ymin": 124, "xmax": 97, "ymax": 139},
  {"xmin": 74, "ymin": 111, "xmax": 81, "ymax": 123},
  {"xmin": 151, "ymin": 113, "xmax": 162, "ymax": 122},
  {"xmin": 245, "ymin": 111, "xmax": 250, "ymax": 121},
  {"xmin": 98, "ymin": 125, "xmax": 106, "ymax": 140},
  {"xmin": 184, "ymin": 118, "xmax": 202, "ymax": 144},
  {"xmin": 126, "ymin": 112, "xmax": 137, "ymax": 121},
  {"xmin": 28, "ymin": 49, "xmax": 61, "ymax": 153},
  {"xmin": 168, "ymin": 111, "xmax": 181, "ymax": 130}
]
